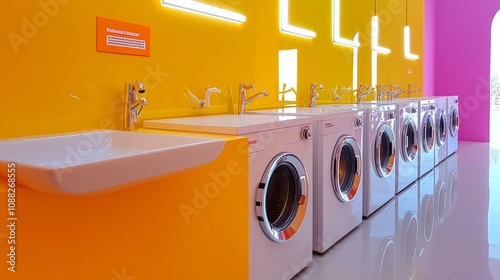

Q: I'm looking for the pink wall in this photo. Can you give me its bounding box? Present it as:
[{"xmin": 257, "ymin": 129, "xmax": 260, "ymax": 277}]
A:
[
  {"xmin": 433, "ymin": 0, "xmax": 500, "ymax": 142},
  {"xmin": 424, "ymin": 0, "xmax": 435, "ymax": 97}
]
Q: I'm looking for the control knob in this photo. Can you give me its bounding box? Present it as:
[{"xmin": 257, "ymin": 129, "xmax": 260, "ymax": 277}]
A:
[
  {"xmin": 300, "ymin": 129, "xmax": 312, "ymax": 140},
  {"xmin": 355, "ymin": 118, "xmax": 363, "ymax": 127}
]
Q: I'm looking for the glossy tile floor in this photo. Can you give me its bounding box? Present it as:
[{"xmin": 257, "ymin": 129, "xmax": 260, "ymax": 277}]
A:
[{"xmin": 293, "ymin": 141, "xmax": 500, "ymax": 280}]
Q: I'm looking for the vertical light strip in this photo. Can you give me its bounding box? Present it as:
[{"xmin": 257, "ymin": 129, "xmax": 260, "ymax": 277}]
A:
[
  {"xmin": 161, "ymin": 0, "xmax": 246, "ymax": 23},
  {"xmin": 332, "ymin": 0, "xmax": 360, "ymax": 47},
  {"xmin": 353, "ymin": 33, "xmax": 359, "ymax": 90},
  {"xmin": 372, "ymin": 16, "xmax": 391, "ymax": 54},
  {"xmin": 371, "ymin": 15, "xmax": 391, "ymax": 87},
  {"xmin": 280, "ymin": 0, "xmax": 316, "ymax": 38},
  {"xmin": 404, "ymin": 26, "xmax": 419, "ymax": 60}
]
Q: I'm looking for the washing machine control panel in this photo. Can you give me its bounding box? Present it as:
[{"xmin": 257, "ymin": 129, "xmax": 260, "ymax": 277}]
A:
[{"xmin": 300, "ymin": 126, "xmax": 312, "ymax": 140}]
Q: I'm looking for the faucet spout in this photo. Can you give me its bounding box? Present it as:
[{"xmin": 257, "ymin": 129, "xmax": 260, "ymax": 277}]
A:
[
  {"xmin": 407, "ymin": 84, "xmax": 421, "ymax": 98},
  {"xmin": 388, "ymin": 84, "xmax": 405, "ymax": 100},
  {"xmin": 200, "ymin": 87, "xmax": 222, "ymax": 108},
  {"xmin": 125, "ymin": 81, "xmax": 147, "ymax": 130},
  {"xmin": 239, "ymin": 83, "xmax": 268, "ymax": 115},
  {"xmin": 309, "ymin": 83, "xmax": 324, "ymax": 107},
  {"xmin": 357, "ymin": 83, "xmax": 374, "ymax": 103},
  {"xmin": 244, "ymin": 90, "xmax": 269, "ymax": 105}
]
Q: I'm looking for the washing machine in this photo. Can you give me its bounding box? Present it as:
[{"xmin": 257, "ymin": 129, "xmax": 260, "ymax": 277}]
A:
[
  {"xmin": 321, "ymin": 103, "xmax": 398, "ymax": 217},
  {"xmin": 247, "ymin": 106, "xmax": 364, "ymax": 253},
  {"xmin": 416, "ymin": 170, "xmax": 435, "ymax": 258},
  {"xmin": 395, "ymin": 100, "xmax": 419, "ymax": 193},
  {"xmin": 143, "ymin": 114, "xmax": 314, "ymax": 280},
  {"xmin": 434, "ymin": 97, "xmax": 448, "ymax": 165},
  {"xmin": 415, "ymin": 99, "xmax": 436, "ymax": 177},
  {"xmin": 394, "ymin": 182, "xmax": 418, "ymax": 276},
  {"xmin": 360, "ymin": 103, "xmax": 398, "ymax": 217},
  {"xmin": 447, "ymin": 95, "xmax": 459, "ymax": 157}
]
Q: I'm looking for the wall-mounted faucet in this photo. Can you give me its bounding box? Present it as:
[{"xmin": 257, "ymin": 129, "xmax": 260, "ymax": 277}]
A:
[
  {"xmin": 376, "ymin": 84, "xmax": 389, "ymax": 101},
  {"xmin": 309, "ymin": 83, "xmax": 324, "ymax": 107},
  {"xmin": 407, "ymin": 84, "xmax": 422, "ymax": 98},
  {"xmin": 357, "ymin": 83, "xmax": 375, "ymax": 104},
  {"xmin": 183, "ymin": 86, "xmax": 222, "ymax": 109},
  {"xmin": 239, "ymin": 83, "xmax": 268, "ymax": 115},
  {"xmin": 125, "ymin": 81, "xmax": 147, "ymax": 130},
  {"xmin": 389, "ymin": 84, "xmax": 405, "ymax": 100},
  {"xmin": 333, "ymin": 84, "xmax": 352, "ymax": 102}
]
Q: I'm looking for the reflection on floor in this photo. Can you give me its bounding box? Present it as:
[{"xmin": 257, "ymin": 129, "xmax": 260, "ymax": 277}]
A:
[{"xmin": 293, "ymin": 141, "xmax": 500, "ymax": 280}]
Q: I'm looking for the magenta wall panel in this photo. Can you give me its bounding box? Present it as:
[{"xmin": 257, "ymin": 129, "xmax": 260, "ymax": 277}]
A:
[{"xmin": 433, "ymin": 0, "xmax": 500, "ymax": 142}]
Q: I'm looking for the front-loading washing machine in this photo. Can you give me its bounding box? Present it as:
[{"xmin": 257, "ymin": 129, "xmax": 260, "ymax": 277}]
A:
[
  {"xmin": 143, "ymin": 114, "xmax": 314, "ymax": 280},
  {"xmin": 248, "ymin": 106, "xmax": 364, "ymax": 253},
  {"xmin": 434, "ymin": 97, "xmax": 448, "ymax": 165},
  {"xmin": 447, "ymin": 95, "xmax": 459, "ymax": 157},
  {"xmin": 415, "ymin": 99, "xmax": 436, "ymax": 177},
  {"xmin": 394, "ymin": 100, "xmax": 419, "ymax": 193},
  {"xmin": 323, "ymin": 103, "xmax": 397, "ymax": 217}
]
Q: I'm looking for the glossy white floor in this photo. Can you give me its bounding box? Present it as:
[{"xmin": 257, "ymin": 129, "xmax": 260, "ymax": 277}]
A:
[{"xmin": 293, "ymin": 141, "xmax": 500, "ymax": 280}]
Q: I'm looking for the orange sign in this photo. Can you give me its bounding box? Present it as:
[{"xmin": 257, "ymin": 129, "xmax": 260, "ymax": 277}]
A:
[{"xmin": 96, "ymin": 16, "xmax": 150, "ymax": 57}]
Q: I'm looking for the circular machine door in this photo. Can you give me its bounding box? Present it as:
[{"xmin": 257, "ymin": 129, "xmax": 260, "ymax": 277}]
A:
[
  {"xmin": 255, "ymin": 153, "xmax": 309, "ymax": 243},
  {"xmin": 422, "ymin": 112, "xmax": 435, "ymax": 153},
  {"xmin": 435, "ymin": 109, "xmax": 447, "ymax": 146},
  {"xmin": 449, "ymin": 106, "xmax": 459, "ymax": 137},
  {"xmin": 375, "ymin": 125, "xmax": 396, "ymax": 178},
  {"xmin": 401, "ymin": 117, "xmax": 418, "ymax": 163},
  {"xmin": 331, "ymin": 135, "xmax": 362, "ymax": 203}
]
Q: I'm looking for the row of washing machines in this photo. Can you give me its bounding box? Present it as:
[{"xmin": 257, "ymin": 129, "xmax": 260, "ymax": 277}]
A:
[{"xmin": 142, "ymin": 95, "xmax": 459, "ymax": 280}]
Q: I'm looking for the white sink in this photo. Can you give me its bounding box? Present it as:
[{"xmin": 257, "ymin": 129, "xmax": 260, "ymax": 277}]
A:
[{"xmin": 0, "ymin": 130, "xmax": 225, "ymax": 196}]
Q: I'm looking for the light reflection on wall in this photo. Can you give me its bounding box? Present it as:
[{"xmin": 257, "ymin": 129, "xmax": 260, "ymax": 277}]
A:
[{"xmin": 278, "ymin": 49, "xmax": 298, "ymax": 105}]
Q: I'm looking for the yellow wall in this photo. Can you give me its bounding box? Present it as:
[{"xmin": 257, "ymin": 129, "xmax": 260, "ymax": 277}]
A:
[
  {"xmin": 0, "ymin": 135, "xmax": 249, "ymax": 280},
  {"xmin": 2, "ymin": 0, "xmax": 423, "ymax": 139}
]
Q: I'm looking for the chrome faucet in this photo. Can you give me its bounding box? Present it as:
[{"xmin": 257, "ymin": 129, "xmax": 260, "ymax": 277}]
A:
[
  {"xmin": 407, "ymin": 84, "xmax": 422, "ymax": 98},
  {"xmin": 357, "ymin": 83, "xmax": 375, "ymax": 104},
  {"xmin": 388, "ymin": 84, "xmax": 405, "ymax": 100},
  {"xmin": 125, "ymin": 81, "xmax": 147, "ymax": 130},
  {"xmin": 309, "ymin": 83, "xmax": 324, "ymax": 107},
  {"xmin": 333, "ymin": 84, "xmax": 352, "ymax": 102},
  {"xmin": 376, "ymin": 84, "xmax": 390, "ymax": 101},
  {"xmin": 239, "ymin": 83, "xmax": 268, "ymax": 115}
]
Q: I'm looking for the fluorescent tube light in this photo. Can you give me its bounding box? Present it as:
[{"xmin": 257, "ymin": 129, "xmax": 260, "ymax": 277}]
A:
[
  {"xmin": 404, "ymin": 26, "xmax": 419, "ymax": 60},
  {"xmin": 161, "ymin": 0, "xmax": 246, "ymax": 24},
  {"xmin": 280, "ymin": 0, "xmax": 316, "ymax": 38},
  {"xmin": 372, "ymin": 16, "xmax": 391, "ymax": 54},
  {"xmin": 332, "ymin": 0, "xmax": 360, "ymax": 47}
]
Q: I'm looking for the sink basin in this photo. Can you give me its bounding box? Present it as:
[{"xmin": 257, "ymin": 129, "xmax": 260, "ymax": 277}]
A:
[{"xmin": 0, "ymin": 130, "xmax": 225, "ymax": 195}]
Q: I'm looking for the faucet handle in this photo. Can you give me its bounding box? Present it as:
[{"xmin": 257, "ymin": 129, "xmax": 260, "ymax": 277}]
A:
[{"xmin": 240, "ymin": 83, "xmax": 256, "ymax": 92}]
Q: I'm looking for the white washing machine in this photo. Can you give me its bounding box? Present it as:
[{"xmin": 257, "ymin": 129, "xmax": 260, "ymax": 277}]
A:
[
  {"xmin": 447, "ymin": 95, "xmax": 459, "ymax": 157},
  {"xmin": 394, "ymin": 100, "xmax": 419, "ymax": 193},
  {"xmin": 321, "ymin": 104, "xmax": 398, "ymax": 217},
  {"xmin": 143, "ymin": 114, "xmax": 314, "ymax": 280},
  {"xmin": 416, "ymin": 170, "xmax": 435, "ymax": 258},
  {"xmin": 248, "ymin": 106, "xmax": 364, "ymax": 254},
  {"xmin": 359, "ymin": 104, "xmax": 398, "ymax": 217},
  {"xmin": 394, "ymin": 182, "xmax": 418, "ymax": 276},
  {"xmin": 415, "ymin": 99, "xmax": 436, "ymax": 177},
  {"xmin": 434, "ymin": 97, "xmax": 448, "ymax": 165}
]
